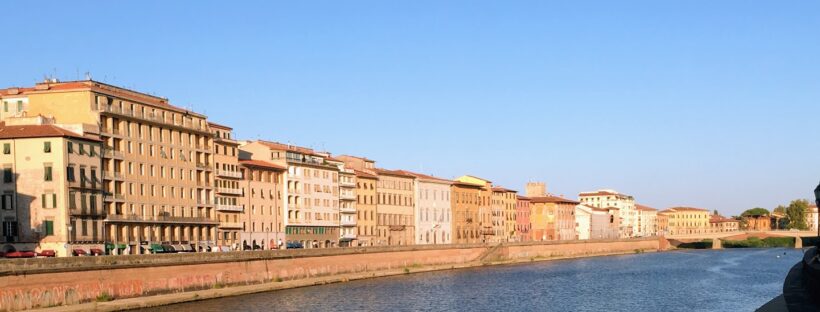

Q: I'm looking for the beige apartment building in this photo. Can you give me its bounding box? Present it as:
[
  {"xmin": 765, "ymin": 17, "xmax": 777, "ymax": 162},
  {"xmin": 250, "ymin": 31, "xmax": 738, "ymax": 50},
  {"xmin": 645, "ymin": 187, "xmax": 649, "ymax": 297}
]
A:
[
  {"xmin": 399, "ymin": 170, "xmax": 452, "ymax": 245},
  {"xmin": 336, "ymin": 155, "xmax": 378, "ymax": 246},
  {"xmin": 1, "ymin": 80, "xmax": 218, "ymax": 254},
  {"xmin": 210, "ymin": 123, "xmax": 243, "ymax": 250},
  {"xmin": 579, "ymin": 189, "xmax": 636, "ymax": 238},
  {"xmin": 0, "ymin": 117, "xmax": 104, "ymax": 257},
  {"xmin": 454, "ymin": 176, "xmax": 494, "ymax": 242},
  {"xmin": 240, "ymin": 141, "xmax": 339, "ymax": 248},
  {"xmin": 492, "ymin": 187, "xmax": 518, "ymax": 242},
  {"xmin": 333, "ymin": 159, "xmax": 357, "ymax": 247},
  {"xmin": 238, "ymin": 159, "xmax": 285, "ymax": 250},
  {"xmin": 374, "ymin": 168, "xmax": 415, "ymax": 246}
]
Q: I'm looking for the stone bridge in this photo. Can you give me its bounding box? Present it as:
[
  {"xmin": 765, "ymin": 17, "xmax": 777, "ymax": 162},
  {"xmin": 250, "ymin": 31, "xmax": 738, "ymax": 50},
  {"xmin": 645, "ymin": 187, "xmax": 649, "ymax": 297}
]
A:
[{"xmin": 665, "ymin": 230, "xmax": 817, "ymax": 249}]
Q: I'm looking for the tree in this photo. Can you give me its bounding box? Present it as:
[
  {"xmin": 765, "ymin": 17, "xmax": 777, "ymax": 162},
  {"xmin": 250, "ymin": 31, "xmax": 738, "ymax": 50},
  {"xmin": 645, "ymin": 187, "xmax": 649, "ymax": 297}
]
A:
[
  {"xmin": 773, "ymin": 205, "xmax": 786, "ymax": 215},
  {"xmin": 741, "ymin": 207, "xmax": 770, "ymax": 217},
  {"xmin": 785, "ymin": 199, "xmax": 810, "ymax": 230},
  {"xmin": 713, "ymin": 209, "xmax": 719, "ymax": 216}
]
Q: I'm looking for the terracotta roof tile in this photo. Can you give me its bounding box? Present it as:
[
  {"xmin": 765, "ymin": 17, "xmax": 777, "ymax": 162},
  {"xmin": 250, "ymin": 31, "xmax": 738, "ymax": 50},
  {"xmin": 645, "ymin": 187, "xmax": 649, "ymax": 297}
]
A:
[
  {"xmin": 0, "ymin": 124, "xmax": 100, "ymax": 141},
  {"xmin": 529, "ymin": 195, "xmax": 580, "ymax": 205},
  {"xmin": 375, "ymin": 168, "xmax": 416, "ymax": 178},
  {"xmin": 394, "ymin": 170, "xmax": 452, "ymax": 184},
  {"xmin": 353, "ymin": 169, "xmax": 377, "ymax": 179},
  {"xmin": 636, "ymin": 204, "xmax": 658, "ymax": 211},
  {"xmin": 239, "ymin": 159, "xmax": 286, "ymax": 170}
]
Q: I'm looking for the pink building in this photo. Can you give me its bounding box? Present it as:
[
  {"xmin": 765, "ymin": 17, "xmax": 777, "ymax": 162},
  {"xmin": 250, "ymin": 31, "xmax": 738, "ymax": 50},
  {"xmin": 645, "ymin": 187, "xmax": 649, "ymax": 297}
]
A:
[{"xmin": 516, "ymin": 195, "xmax": 532, "ymax": 242}]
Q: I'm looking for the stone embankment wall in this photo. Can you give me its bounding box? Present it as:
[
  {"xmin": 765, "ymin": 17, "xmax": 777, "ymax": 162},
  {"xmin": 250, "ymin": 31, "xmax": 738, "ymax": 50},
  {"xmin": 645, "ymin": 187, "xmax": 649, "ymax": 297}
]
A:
[{"xmin": 0, "ymin": 238, "xmax": 660, "ymax": 311}]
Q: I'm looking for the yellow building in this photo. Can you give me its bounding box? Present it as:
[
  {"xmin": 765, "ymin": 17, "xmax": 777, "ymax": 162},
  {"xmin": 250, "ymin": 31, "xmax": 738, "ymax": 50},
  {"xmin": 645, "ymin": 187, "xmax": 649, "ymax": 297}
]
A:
[
  {"xmin": 1, "ymin": 80, "xmax": 218, "ymax": 254},
  {"xmin": 491, "ymin": 187, "xmax": 517, "ymax": 242},
  {"xmin": 0, "ymin": 117, "xmax": 104, "ymax": 257},
  {"xmin": 337, "ymin": 155, "xmax": 379, "ymax": 247},
  {"xmin": 661, "ymin": 207, "xmax": 710, "ymax": 235},
  {"xmin": 454, "ymin": 176, "xmax": 494, "ymax": 242},
  {"xmin": 451, "ymin": 181, "xmax": 482, "ymax": 244}
]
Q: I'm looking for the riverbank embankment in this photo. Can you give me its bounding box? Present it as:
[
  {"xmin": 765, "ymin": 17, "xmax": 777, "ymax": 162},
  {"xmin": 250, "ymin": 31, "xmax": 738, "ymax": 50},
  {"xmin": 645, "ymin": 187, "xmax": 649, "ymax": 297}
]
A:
[{"xmin": 0, "ymin": 237, "xmax": 661, "ymax": 311}]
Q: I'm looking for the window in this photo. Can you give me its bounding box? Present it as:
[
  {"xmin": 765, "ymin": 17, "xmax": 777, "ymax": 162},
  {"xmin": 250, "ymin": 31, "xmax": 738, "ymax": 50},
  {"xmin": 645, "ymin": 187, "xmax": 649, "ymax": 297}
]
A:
[
  {"xmin": 43, "ymin": 220, "xmax": 54, "ymax": 236},
  {"xmin": 2, "ymin": 221, "xmax": 17, "ymax": 238},
  {"xmin": 2, "ymin": 143, "xmax": 9, "ymax": 154},
  {"xmin": 2, "ymin": 168, "xmax": 11, "ymax": 183},
  {"xmin": 67, "ymin": 166, "xmax": 75, "ymax": 182},
  {"xmin": 1, "ymin": 193, "xmax": 12, "ymax": 210},
  {"xmin": 44, "ymin": 165, "xmax": 53, "ymax": 181},
  {"xmin": 69, "ymin": 192, "xmax": 76, "ymax": 209},
  {"xmin": 67, "ymin": 142, "xmax": 73, "ymax": 154},
  {"xmin": 43, "ymin": 142, "xmax": 51, "ymax": 153}
]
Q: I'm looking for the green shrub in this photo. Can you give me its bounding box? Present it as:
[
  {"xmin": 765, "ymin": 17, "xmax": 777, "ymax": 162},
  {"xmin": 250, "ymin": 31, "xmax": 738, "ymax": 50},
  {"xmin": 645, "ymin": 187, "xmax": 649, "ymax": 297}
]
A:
[
  {"xmin": 95, "ymin": 292, "xmax": 113, "ymax": 302},
  {"xmin": 677, "ymin": 239, "xmax": 713, "ymax": 249},
  {"xmin": 723, "ymin": 237, "xmax": 794, "ymax": 248}
]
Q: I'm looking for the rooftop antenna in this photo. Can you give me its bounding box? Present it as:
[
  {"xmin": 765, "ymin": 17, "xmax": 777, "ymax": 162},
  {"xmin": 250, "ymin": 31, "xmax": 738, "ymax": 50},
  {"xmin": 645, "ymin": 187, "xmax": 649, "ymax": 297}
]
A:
[{"xmin": 85, "ymin": 72, "xmax": 92, "ymax": 80}]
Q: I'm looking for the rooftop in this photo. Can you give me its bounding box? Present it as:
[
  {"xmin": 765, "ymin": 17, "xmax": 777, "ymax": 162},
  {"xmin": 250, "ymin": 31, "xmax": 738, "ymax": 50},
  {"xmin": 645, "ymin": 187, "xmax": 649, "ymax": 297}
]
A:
[
  {"xmin": 395, "ymin": 170, "xmax": 453, "ymax": 184},
  {"xmin": 529, "ymin": 195, "xmax": 580, "ymax": 205},
  {"xmin": 0, "ymin": 124, "xmax": 100, "ymax": 142},
  {"xmin": 239, "ymin": 159, "xmax": 286, "ymax": 171},
  {"xmin": 636, "ymin": 204, "xmax": 658, "ymax": 211}
]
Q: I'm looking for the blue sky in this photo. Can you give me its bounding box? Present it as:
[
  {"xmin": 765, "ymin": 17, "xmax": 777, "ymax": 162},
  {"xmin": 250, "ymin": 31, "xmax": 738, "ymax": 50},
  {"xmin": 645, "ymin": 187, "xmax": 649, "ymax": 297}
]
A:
[{"xmin": 2, "ymin": 1, "xmax": 819, "ymax": 215}]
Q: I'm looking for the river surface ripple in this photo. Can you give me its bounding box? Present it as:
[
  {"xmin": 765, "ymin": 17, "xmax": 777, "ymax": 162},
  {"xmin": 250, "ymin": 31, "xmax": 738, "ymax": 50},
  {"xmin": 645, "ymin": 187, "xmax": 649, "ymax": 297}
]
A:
[{"xmin": 139, "ymin": 248, "xmax": 802, "ymax": 312}]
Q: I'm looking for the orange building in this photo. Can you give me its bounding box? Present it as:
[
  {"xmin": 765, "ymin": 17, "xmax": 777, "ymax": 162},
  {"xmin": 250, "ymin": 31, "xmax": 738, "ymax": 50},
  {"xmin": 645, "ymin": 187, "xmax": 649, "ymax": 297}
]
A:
[
  {"xmin": 451, "ymin": 181, "xmax": 483, "ymax": 244},
  {"xmin": 530, "ymin": 195, "xmax": 579, "ymax": 241}
]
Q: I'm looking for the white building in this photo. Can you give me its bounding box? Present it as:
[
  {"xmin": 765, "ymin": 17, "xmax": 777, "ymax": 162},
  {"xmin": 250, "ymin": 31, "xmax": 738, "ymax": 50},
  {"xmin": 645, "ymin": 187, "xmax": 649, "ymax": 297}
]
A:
[
  {"xmin": 635, "ymin": 204, "xmax": 658, "ymax": 237},
  {"xmin": 579, "ymin": 189, "xmax": 636, "ymax": 238},
  {"xmin": 808, "ymin": 204, "xmax": 818, "ymax": 233},
  {"xmin": 401, "ymin": 170, "xmax": 452, "ymax": 245},
  {"xmin": 575, "ymin": 205, "xmax": 593, "ymax": 240}
]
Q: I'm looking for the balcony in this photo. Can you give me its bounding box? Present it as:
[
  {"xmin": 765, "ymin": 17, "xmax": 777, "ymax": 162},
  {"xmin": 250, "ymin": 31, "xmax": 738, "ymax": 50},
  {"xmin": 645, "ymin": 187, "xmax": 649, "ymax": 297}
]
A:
[
  {"xmin": 106, "ymin": 214, "xmax": 219, "ymax": 225},
  {"xmin": 196, "ymin": 162, "xmax": 212, "ymax": 170},
  {"xmin": 217, "ymin": 188, "xmax": 243, "ymax": 196},
  {"xmin": 340, "ymin": 233, "xmax": 357, "ymax": 240},
  {"xmin": 389, "ymin": 225, "xmax": 406, "ymax": 231},
  {"xmin": 340, "ymin": 192, "xmax": 355, "ymax": 200},
  {"xmin": 340, "ymin": 219, "xmax": 356, "ymax": 227},
  {"xmin": 219, "ymin": 222, "xmax": 243, "ymax": 229},
  {"xmin": 103, "ymin": 171, "xmax": 123, "ymax": 181},
  {"xmin": 339, "ymin": 180, "xmax": 355, "ymax": 188},
  {"xmin": 216, "ymin": 170, "xmax": 242, "ymax": 179},
  {"xmin": 69, "ymin": 208, "xmax": 106, "ymax": 217},
  {"xmin": 103, "ymin": 148, "xmax": 123, "ymax": 159},
  {"xmin": 104, "ymin": 193, "xmax": 125, "ymax": 202},
  {"xmin": 340, "ymin": 206, "xmax": 356, "ymax": 214},
  {"xmin": 215, "ymin": 204, "xmax": 244, "ymax": 212}
]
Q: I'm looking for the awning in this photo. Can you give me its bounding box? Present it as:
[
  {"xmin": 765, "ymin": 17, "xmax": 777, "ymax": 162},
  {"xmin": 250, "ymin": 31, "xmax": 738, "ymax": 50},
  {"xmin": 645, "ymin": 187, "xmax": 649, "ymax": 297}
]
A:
[
  {"xmin": 105, "ymin": 242, "xmax": 115, "ymax": 250},
  {"xmin": 150, "ymin": 244, "xmax": 163, "ymax": 252},
  {"xmin": 90, "ymin": 248, "xmax": 104, "ymax": 255},
  {"xmin": 182, "ymin": 244, "xmax": 193, "ymax": 251},
  {"xmin": 73, "ymin": 249, "xmax": 87, "ymax": 256},
  {"xmin": 117, "ymin": 244, "xmax": 127, "ymax": 249}
]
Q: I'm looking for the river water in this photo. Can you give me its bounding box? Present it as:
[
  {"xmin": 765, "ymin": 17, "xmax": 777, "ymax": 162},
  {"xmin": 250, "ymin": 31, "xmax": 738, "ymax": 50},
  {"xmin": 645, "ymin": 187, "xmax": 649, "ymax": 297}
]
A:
[{"xmin": 140, "ymin": 248, "xmax": 802, "ymax": 312}]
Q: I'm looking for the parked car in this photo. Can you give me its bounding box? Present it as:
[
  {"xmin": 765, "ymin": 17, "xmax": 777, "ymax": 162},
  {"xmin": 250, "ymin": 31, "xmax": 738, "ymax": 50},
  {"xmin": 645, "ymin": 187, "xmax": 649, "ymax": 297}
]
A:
[
  {"xmin": 286, "ymin": 242, "xmax": 304, "ymax": 249},
  {"xmin": 5, "ymin": 251, "xmax": 36, "ymax": 258}
]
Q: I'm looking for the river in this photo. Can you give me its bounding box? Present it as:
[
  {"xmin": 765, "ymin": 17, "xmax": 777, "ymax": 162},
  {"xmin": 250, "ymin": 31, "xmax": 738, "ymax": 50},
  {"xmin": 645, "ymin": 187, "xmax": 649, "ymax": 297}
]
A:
[{"xmin": 139, "ymin": 248, "xmax": 801, "ymax": 311}]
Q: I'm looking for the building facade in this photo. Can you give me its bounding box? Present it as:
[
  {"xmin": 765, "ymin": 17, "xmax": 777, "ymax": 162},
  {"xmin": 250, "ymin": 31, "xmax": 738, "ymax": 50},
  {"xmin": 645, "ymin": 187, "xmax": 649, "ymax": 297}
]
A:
[
  {"xmin": 451, "ymin": 181, "xmax": 482, "ymax": 244},
  {"xmin": 374, "ymin": 169, "xmax": 415, "ymax": 246},
  {"xmin": 709, "ymin": 215, "xmax": 740, "ymax": 233},
  {"xmin": 336, "ymin": 155, "xmax": 378, "ymax": 247},
  {"xmin": 530, "ymin": 195, "xmax": 578, "ymax": 241},
  {"xmin": 210, "ymin": 123, "xmax": 243, "ymax": 250},
  {"xmin": 454, "ymin": 176, "xmax": 494, "ymax": 242},
  {"xmin": 635, "ymin": 204, "xmax": 658, "ymax": 237},
  {"xmin": 0, "ymin": 118, "xmax": 104, "ymax": 257},
  {"xmin": 238, "ymin": 159, "xmax": 285, "ymax": 250},
  {"xmin": 661, "ymin": 207, "xmax": 710, "ymax": 235},
  {"xmin": 240, "ymin": 141, "xmax": 340, "ymax": 248},
  {"xmin": 491, "ymin": 187, "xmax": 517, "ymax": 242},
  {"xmin": 400, "ymin": 171, "xmax": 452, "ymax": 245},
  {"xmin": 1, "ymin": 80, "xmax": 219, "ymax": 254},
  {"xmin": 515, "ymin": 196, "xmax": 531, "ymax": 242},
  {"xmin": 578, "ymin": 189, "xmax": 636, "ymax": 238}
]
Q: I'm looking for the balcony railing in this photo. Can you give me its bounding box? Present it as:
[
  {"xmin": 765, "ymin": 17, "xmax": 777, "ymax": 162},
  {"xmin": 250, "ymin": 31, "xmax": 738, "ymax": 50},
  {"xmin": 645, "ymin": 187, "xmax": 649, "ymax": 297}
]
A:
[
  {"xmin": 103, "ymin": 148, "xmax": 123, "ymax": 158},
  {"xmin": 103, "ymin": 171, "xmax": 123, "ymax": 180},
  {"xmin": 341, "ymin": 219, "xmax": 356, "ymax": 226},
  {"xmin": 106, "ymin": 214, "xmax": 219, "ymax": 225},
  {"xmin": 69, "ymin": 208, "xmax": 106, "ymax": 217},
  {"xmin": 389, "ymin": 225, "xmax": 406, "ymax": 231},
  {"xmin": 216, "ymin": 170, "xmax": 242, "ymax": 179},
  {"xmin": 339, "ymin": 180, "xmax": 355, "ymax": 187},
  {"xmin": 217, "ymin": 188, "xmax": 243, "ymax": 196},
  {"xmin": 219, "ymin": 222, "xmax": 243, "ymax": 229},
  {"xmin": 196, "ymin": 162, "xmax": 212, "ymax": 170},
  {"xmin": 340, "ymin": 233, "xmax": 357, "ymax": 240},
  {"xmin": 340, "ymin": 192, "xmax": 355, "ymax": 200},
  {"xmin": 340, "ymin": 206, "xmax": 356, "ymax": 213},
  {"xmin": 215, "ymin": 204, "xmax": 244, "ymax": 212}
]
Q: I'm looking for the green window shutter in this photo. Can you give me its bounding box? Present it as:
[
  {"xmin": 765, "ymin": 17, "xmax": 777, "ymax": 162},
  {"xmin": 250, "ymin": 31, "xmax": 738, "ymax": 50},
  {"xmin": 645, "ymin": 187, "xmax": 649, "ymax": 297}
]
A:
[
  {"xmin": 52, "ymin": 194, "xmax": 57, "ymax": 208},
  {"xmin": 45, "ymin": 221, "xmax": 54, "ymax": 236},
  {"xmin": 3, "ymin": 144, "xmax": 9, "ymax": 154},
  {"xmin": 41, "ymin": 194, "xmax": 46, "ymax": 208},
  {"xmin": 43, "ymin": 142, "xmax": 51, "ymax": 153}
]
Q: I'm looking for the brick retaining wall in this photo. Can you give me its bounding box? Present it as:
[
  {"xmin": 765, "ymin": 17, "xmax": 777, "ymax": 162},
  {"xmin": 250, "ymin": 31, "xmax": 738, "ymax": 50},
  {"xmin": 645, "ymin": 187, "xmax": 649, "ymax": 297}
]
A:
[{"xmin": 0, "ymin": 238, "xmax": 660, "ymax": 311}]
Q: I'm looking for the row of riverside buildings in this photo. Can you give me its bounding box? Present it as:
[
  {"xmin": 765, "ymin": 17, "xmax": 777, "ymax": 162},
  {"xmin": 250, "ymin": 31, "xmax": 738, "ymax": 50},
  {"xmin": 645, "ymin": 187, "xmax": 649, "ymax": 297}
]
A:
[{"xmin": 0, "ymin": 79, "xmax": 755, "ymax": 257}]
